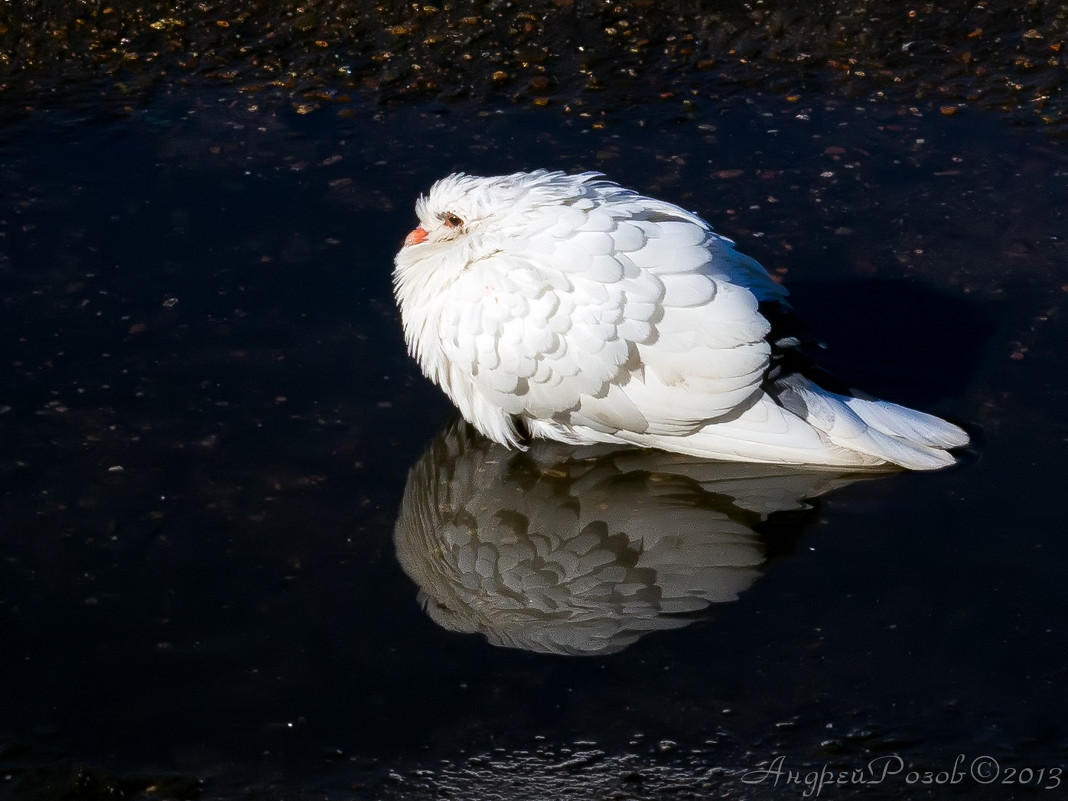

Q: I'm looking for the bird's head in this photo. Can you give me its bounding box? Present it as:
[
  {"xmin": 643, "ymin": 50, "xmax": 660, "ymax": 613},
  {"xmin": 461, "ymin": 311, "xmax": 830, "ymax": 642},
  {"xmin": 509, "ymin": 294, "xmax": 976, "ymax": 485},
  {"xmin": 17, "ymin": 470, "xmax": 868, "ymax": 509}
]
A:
[
  {"xmin": 401, "ymin": 172, "xmax": 501, "ymax": 250},
  {"xmin": 396, "ymin": 170, "xmax": 608, "ymax": 267}
]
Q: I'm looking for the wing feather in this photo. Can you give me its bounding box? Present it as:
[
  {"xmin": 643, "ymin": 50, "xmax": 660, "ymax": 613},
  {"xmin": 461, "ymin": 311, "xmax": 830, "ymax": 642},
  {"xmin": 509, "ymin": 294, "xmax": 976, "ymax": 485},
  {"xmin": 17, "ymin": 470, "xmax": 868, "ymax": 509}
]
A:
[{"xmin": 434, "ymin": 196, "xmax": 773, "ymax": 443}]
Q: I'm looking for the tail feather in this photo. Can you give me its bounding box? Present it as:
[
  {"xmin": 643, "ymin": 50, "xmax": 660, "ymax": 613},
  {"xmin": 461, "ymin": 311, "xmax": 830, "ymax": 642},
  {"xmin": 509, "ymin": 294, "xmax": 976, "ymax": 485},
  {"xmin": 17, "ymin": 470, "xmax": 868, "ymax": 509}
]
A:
[
  {"xmin": 840, "ymin": 395, "xmax": 970, "ymax": 449},
  {"xmin": 774, "ymin": 374, "xmax": 968, "ymax": 470}
]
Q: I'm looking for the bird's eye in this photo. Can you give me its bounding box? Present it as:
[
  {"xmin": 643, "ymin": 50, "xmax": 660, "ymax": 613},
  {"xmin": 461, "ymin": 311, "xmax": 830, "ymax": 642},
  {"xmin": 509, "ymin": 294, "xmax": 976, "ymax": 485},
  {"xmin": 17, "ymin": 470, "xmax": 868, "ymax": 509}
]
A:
[{"xmin": 443, "ymin": 213, "xmax": 464, "ymax": 228}]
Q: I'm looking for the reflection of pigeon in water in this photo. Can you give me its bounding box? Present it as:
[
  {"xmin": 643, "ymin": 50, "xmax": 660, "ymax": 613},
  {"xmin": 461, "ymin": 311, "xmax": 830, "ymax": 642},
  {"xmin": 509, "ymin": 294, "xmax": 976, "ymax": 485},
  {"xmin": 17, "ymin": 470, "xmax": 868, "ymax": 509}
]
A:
[
  {"xmin": 394, "ymin": 170, "xmax": 969, "ymax": 469},
  {"xmin": 394, "ymin": 421, "xmax": 872, "ymax": 656}
]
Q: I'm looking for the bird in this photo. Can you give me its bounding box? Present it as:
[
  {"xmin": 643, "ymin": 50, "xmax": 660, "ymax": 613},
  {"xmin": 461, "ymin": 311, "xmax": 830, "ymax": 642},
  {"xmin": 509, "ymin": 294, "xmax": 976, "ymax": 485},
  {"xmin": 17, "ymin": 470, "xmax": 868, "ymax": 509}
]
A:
[{"xmin": 393, "ymin": 169, "xmax": 970, "ymax": 470}]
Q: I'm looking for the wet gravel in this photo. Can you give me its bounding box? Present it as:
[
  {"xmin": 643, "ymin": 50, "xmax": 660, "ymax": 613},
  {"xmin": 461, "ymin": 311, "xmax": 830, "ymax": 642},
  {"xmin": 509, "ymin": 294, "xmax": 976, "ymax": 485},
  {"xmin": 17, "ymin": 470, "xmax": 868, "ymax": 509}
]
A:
[{"xmin": 2, "ymin": 0, "xmax": 1067, "ymax": 132}]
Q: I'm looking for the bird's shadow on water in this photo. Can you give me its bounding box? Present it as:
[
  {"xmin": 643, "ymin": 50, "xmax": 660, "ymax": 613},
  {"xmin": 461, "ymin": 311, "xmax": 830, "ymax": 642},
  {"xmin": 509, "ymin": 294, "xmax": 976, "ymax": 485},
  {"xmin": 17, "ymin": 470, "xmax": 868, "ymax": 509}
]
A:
[{"xmin": 784, "ymin": 277, "xmax": 995, "ymax": 410}]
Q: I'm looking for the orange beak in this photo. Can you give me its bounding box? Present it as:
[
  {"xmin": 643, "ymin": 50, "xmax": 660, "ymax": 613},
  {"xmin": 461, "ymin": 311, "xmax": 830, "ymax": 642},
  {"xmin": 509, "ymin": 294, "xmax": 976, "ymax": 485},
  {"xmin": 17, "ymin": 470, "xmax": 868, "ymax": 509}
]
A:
[{"xmin": 404, "ymin": 226, "xmax": 429, "ymax": 247}]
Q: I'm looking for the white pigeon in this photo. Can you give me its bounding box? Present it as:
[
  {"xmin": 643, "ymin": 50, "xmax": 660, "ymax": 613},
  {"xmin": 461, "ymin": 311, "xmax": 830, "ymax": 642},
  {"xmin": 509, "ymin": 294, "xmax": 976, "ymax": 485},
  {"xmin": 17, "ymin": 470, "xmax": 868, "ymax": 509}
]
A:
[{"xmin": 393, "ymin": 170, "xmax": 970, "ymax": 470}]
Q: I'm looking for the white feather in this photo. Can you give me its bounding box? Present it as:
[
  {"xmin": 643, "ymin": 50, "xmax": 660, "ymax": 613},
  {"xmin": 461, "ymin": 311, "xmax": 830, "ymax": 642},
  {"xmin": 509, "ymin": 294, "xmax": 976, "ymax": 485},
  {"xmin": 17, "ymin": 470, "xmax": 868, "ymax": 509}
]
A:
[{"xmin": 394, "ymin": 170, "xmax": 969, "ymax": 470}]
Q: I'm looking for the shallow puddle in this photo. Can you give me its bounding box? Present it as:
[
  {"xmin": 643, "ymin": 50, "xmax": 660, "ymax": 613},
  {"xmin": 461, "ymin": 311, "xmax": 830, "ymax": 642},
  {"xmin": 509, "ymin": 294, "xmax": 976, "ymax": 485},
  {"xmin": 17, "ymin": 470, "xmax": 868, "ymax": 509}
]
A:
[{"xmin": 2, "ymin": 5, "xmax": 1067, "ymax": 799}]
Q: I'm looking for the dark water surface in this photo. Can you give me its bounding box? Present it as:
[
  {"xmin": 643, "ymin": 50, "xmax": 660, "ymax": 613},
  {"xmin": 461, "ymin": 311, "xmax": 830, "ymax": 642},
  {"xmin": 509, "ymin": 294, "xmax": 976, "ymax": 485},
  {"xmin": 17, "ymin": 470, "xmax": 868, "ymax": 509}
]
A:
[{"xmin": 2, "ymin": 8, "xmax": 1068, "ymax": 800}]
